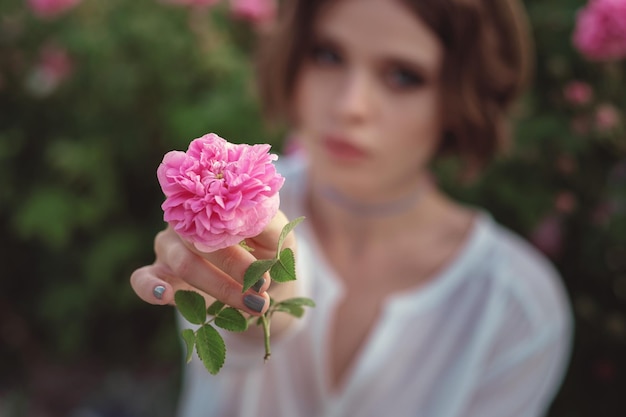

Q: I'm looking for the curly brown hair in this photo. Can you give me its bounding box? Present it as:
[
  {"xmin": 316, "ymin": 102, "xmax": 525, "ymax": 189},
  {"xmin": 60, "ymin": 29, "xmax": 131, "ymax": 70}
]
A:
[{"xmin": 256, "ymin": 0, "xmax": 533, "ymax": 173}]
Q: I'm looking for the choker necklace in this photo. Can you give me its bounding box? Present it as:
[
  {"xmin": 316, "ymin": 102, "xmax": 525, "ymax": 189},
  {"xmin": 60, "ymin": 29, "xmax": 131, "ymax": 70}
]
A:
[{"xmin": 319, "ymin": 185, "xmax": 423, "ymax": 217}]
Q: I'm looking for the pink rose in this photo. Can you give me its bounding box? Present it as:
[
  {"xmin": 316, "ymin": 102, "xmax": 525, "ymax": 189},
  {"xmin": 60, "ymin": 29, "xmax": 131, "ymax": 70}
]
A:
[
  {"xmin": 594, "ymin": 103, "xmax": 621, "ymax": 131},
  {"xmin": 28, "ymin": 0, "xmax": 81, "ymax": 19},
  {"xmin": 573, "ymin": 0, "xmax": 626, "ymax": 61},
  {"xmin": 230, "ymin": 0, "xmax": 276, "ymax": 25},
  {"xmin": 554, "ymin": 191, "xmax": 577, "ymax": 214},
  {"xmin": 157, "ymin": 133, "xmax": 284, "ymax": 252},
  {"xmin": 26, "ymin": 43, "xmax": 74, "ymax": 97},
  {"xmin": 529, "ymin": 214, "xmax": 564, "ymax": 259},
  {"xmin": 563, "ymin": 81, "xmax": 593, "ymax": 106}
]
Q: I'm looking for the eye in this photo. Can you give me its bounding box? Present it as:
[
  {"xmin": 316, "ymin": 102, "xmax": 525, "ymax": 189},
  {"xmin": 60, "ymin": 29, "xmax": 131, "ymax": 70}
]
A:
[
  {"xmin": 384, "ymin": 66, "xmax": 425, "ymax": 90},
  {"xmin": 310, "ymin": 43, "xmax": 342, "ymax": 66}
]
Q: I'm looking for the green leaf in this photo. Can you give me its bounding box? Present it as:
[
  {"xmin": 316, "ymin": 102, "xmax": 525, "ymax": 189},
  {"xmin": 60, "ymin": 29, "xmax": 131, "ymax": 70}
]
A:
[
  {"xmin": 175, "ymin": 290, "xmax": 207, "ymax": 325},
  {"xmin": 195, "ymin": 324, "xmax": 226, "ymax": 375},
  {"xmin": 207, "ymin": 300, "xmax": 225, "ymax": 316},
  {"xmin": 276, "ymin": 297, "xmax": 316, "ymax": 308},
  {"xmin": 271, "ymin": 297, "xmax": 315, "ymax": 319},
  {"xmin": 181, "ymin": 329, "xmax": 196, "ymax": 364},
  {"xmin": 270, "ymin": 248, "xmax": 297, "ymax": 283},
  {"xmin": 215, "ymin": 307, "xmax": 248, "ymax": 332},
  {"xmin": 242, "ymin": 259, "xmax": 276, "ymax": 293},
  {"xmin": 277, "ymin": 216, "xmax": 305, "ymax": 253},
  {"xmin": 274, "ymin": 304, "xmax": 305, "ymax": 318}
]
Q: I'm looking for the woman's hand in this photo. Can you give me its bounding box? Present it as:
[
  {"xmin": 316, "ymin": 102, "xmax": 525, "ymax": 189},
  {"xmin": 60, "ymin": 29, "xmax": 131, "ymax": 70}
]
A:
[{"xmin": 130, "ymin": 210, "xmax": 296, "ymax": 316}]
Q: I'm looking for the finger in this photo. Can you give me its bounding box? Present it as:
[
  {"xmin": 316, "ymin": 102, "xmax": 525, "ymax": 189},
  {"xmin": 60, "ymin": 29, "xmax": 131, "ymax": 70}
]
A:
[
  {"xmin": 157, "ymin": 232, "xmax": 270, "ymax": 315},
  {"xmin": 192, "ymin": 243, "xmax": 271, "ymax": 292},
  {"xmin": 130, "ymin": 264, "xmax": 189, "ymax": 306},
  {"xmin": 195, "ymin": 211, "xmax": 296, "ymax": 287}
]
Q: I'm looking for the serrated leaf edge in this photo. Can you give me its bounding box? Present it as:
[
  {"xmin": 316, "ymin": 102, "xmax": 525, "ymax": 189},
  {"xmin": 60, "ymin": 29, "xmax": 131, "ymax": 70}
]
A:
[
  {"xmin": 242, "ymin": 258, "xmax": 276, "ymax": 293},
  {"xmin": 277, "ymin": 216, "xmax": 305, "ymax": 253},
  {"xmin": 215, "ymin": 307, "xmax": 248, "ymax": 332}
]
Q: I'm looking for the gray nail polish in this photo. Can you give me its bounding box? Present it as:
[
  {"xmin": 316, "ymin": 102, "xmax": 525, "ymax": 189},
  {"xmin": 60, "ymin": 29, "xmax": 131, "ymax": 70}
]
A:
[
  {"xmin": 153, "ymin": 285, "xmax": 166, "ymax": 300},
  {"xmin": 251, "ymin": 278, "xmax": 266, "ymax": 293},
  {"xmin": 243, "ymin": 294, "xmax": 265, "ymax": 313}
]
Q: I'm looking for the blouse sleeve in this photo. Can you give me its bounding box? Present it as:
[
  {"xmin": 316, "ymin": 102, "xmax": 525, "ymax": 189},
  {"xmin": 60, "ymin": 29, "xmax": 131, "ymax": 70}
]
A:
[
  {"xmin": 462, "ymin": 227, "xmax": 573, "ymax": 417},
  {"xmin": 463, "ymin": 321, "xmax": 572, "ymax": 417}
]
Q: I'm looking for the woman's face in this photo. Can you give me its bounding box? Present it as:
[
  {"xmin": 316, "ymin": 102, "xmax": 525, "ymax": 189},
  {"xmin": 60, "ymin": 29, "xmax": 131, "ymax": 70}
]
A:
[{"xmin": 293, "ymin": 0, "xmax": 445, "ymax": 199}]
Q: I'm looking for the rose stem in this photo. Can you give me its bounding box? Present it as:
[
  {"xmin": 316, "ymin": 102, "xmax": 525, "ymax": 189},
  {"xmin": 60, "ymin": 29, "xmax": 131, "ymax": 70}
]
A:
[{"xmin": 261, "ymin": 313, "xmax": 271, "ymax": 362}]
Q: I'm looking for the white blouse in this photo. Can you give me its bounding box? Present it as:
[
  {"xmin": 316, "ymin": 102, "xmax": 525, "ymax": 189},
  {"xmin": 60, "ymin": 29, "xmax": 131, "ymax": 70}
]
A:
[{"xmin": 176, "ymin": 156, "xmax": 573, "ymax": 417}]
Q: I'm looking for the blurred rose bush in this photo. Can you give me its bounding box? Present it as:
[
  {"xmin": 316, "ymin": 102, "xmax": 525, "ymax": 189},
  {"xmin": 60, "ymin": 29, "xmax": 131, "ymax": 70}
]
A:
[
  {"xmin": 438, "ymin": 0, "xmax": 625, "ymax": 415},
  {"xmin": 28, "ymin": 0, "xmax": 82, "ymax": 19},
  {"xmin": 0, "ymin": 0, "xmax": 624, "ymax": 415}
]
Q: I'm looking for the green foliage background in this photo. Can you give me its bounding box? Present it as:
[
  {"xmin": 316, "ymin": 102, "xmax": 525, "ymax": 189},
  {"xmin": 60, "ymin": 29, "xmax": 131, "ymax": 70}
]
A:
[{"xmin": 0, "ymin": 0, "xmax": 624, "ymax": 416}]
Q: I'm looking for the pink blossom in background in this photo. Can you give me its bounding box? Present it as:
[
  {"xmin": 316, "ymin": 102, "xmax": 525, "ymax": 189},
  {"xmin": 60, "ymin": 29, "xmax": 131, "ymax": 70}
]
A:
[
  {"xmin": 26, "ymin": 43, "xmax": 74, "ymax": 97},
  {"xmin": 572, "ymin": 0, "xmax": 626, "ymax": 61},
  {"xmin": 163, "ymin": 0, "xmax": 221, "ymax": 8},
  {"xmin": 230, "ymin": 0, "xmax": 276, "ymax": 25},
  {"xmin": 529, "ymin": 214, "xmax": 564, "ymax": 259},
  {"xmin": 563, "ymin": 81, "xmax": 593, "ymax": 106},
  {"xmin": 594, "ymin": 103, "xmax": 621, "ymax": 131},
  {"xmin": 157, "ymin": 133, "xmax": 284, "ymax": 252},
  {"xmin": 28, "ymin": 0, "xmax": 82, "ymax": 19},
  {"xmin": 554, "ymin": 191, "xmax": 578, "ymax": 214}
]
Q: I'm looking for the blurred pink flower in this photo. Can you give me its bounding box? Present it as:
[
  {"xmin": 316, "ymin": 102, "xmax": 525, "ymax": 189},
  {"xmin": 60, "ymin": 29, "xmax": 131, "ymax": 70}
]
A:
[
  {"xmin": 28, "ymin": 0, "xmax": 81, "ymax": 19},
  {"xmin": 563, "ymin": 80, "xmax": 593, "ymax": 105},
  {"xmin": 26, "ymin": 43, "xmax": 74, "ymax": 97},
  {"xmin": 594, "ymin": 103, "xmax": 621, "ymax": 131},
  {"xmin": 529, "ymin": 214, "xmax": 564, "ymax": 259},
  {"xmin": 572, "ymin": 0, "xmax": 626, "ymax": 61},
  {"xmin": 163, "ymin": 0, "xmax": 221, "ymax": 8},
  {"xmin": 230, "ymin": 0, "xmax": 276, "ymax": 25},
  {"xmin": 157, "ymin": 133, "xmax": 284, "ymax": 252},
  {"xmin": 554, "ymin": 191, "xmax": 578, "ymax": 214}
]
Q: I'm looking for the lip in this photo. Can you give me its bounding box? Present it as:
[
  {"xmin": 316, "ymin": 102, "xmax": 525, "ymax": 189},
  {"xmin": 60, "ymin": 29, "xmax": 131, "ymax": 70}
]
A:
[{"xmin": 322, "ymin": 136, "xmax": 369, "ymax": 160}]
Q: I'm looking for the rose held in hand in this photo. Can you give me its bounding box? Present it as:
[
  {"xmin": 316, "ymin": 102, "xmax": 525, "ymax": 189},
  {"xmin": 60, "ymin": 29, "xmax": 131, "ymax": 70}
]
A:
[{"xmin": 157, "ymin": 133, "xmax": 284, "ymax": 252}]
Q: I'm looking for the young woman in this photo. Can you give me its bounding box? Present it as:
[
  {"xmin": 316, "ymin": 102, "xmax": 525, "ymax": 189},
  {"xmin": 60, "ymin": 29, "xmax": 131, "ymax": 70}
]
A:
[{"xmin": 130, "ymin": 0, "xmax": 573, "ymax": 415}]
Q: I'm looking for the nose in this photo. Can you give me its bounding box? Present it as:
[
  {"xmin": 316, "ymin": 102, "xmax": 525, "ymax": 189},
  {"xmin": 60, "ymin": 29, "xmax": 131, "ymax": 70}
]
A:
[{"xmin": 334, "ymin": 70, "xmax": 373, "ymax": 123}]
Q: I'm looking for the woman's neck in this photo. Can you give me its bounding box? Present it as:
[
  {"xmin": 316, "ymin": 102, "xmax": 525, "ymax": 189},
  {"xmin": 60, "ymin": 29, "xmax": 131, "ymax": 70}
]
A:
[
  {"xmin": 318, "ymin": 184, "xmax": 423, "ymax": 218},
  {"xmin": 306, "ymin": 174, "xmax": 440, "ymax": 253}
]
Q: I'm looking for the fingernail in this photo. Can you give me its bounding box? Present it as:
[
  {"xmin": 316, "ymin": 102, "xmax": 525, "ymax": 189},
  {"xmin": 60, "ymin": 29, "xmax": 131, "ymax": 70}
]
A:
[
  {"xmin": 251, "ymin": 278, "xmax": 266, "ymax": 293},
  {"xmin": 153, "ymin": 285, "xmax": 166, "ymax": 300},
  {"xmin": 243, "ymin": 294, "xmax": 265, "ymax": 313}
]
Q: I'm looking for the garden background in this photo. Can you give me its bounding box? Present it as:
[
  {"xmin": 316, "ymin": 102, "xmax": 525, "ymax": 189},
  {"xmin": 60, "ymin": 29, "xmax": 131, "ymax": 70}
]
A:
[{"xmin": 1, "ymin": 0, "xmax": 625, "ymax": 416}]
